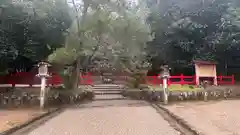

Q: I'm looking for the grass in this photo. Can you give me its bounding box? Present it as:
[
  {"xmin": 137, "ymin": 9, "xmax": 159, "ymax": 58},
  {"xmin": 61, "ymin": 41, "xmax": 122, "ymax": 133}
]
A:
[{"xmin": 148, "ymin": 84, "xmax": 202, "ymax": 92}]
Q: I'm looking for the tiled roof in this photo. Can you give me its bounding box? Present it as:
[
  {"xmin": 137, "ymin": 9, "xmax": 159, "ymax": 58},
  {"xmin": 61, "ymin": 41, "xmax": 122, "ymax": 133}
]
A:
[{"xmin": 193, "ymin": 60, "xmax": 217, "ymax": 65}]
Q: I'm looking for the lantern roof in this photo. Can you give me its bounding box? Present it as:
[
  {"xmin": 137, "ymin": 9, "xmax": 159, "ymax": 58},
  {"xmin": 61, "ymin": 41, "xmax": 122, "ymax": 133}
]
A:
[
  {"xmin": 36, "ymin": 61, "xmax": 51, "ymax": 67},
  {"xmin": 193, "ymin": 60, "xmax": 217, "ymax": 65}
]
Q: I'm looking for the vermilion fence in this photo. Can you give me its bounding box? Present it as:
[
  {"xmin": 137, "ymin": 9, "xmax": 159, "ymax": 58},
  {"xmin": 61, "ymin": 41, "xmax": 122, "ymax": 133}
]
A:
[
  {"xmin": 145, "ymin": 74, "xmax": 235, "ymax": 85},
  {"xmin": 47, "ymin": 73, "xmax": 93, "ymax": 85},
  {"xmin": 217, "ymin": 74, "xmax": 235, "ymax": 85},
  {"xmin": 0, "ymin": 72, "xmax": 93, "ymax": 87},
  {"xmin": 145, "ymin": 74, "xmax": 196, "ymax": 85},
  {"xmin": 0, "ymin": 72, "xmax": 235, "ymax": 87}
]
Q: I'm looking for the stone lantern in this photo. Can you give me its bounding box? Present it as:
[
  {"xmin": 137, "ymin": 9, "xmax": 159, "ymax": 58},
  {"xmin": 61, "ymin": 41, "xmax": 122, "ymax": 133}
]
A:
[
  {"xmin": 36, "ymin": 61, "xmax": 51, "ymax": 109},
  {"xmin": 37, "ymin": 62, "xmax": 51, "ymax": 77},
  {"xmin": 158, "ymin": 65, "xmax": 170, "ymax": 104}
]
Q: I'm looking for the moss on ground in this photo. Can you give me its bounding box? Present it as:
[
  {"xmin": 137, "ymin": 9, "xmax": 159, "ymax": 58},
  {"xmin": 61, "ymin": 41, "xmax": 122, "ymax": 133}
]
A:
[{"xmin": 148, "ymin": 84, "xmax": 202, "ymax": 91}]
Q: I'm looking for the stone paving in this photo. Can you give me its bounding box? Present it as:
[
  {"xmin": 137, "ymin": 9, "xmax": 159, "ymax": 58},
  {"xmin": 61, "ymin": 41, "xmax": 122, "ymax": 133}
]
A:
[
  {"xmin": 25, "ymin": 100, "xmax": 179, "ymax": 135},
  {"xmin": 164, "ymin": 100, "xmax": 240, "ymax": 135}
]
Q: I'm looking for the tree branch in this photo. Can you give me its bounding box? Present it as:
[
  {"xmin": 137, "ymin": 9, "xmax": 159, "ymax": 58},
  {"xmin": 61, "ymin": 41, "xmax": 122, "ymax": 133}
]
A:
[
  {"xmin": 81, "ymin": 20, "xmax": 103, "ymax": 71},
  {"xmin": 71, "ymin": 0, "xmax": 89, "ymax": 51}
]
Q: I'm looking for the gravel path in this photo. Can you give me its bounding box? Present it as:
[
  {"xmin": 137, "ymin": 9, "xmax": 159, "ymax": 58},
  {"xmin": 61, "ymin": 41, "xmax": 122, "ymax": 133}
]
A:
[
  {"xmin": 26, "ymin": 100, "xmax": 179, "ymax": 135},
  {"xmin": 165, "ymin": 100, "xmax": 240, "ymax": 135}
]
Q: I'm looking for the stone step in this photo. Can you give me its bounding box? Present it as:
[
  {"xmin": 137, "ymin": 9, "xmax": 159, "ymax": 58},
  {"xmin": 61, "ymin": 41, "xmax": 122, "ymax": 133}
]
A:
[
  {"xmin": 94, "ymin": 94, "xmax": 126, "ymax": 101},
  {"xmin": 93, "ymin": 86, "xmax": 120, "ymax": 88},
  {"xmin": 92, "ymin": 84, "xmax": 123, "ymax": 88},
  {"xmin": 94, "ymin": 91, "xmax": 122, "ymax": 95},
  {"xmin": 93, "ymin": 86, "xmax": 121, "ymax": 89},
  {"xmin": 93, "ymin": 88, "xmax": 122, "ymax": 91},
  {"xmin": 93, "ymin": 89, "xmax": 122, "ymax": 92},
  {"xmin": 93, "ymin": 84, "xmax": 122, "ymax": 86},
  {"xmin": 93, "ymin": 87, "xmax": 122, "ymax": 91},
  {"xmin": 93, "ymin": 84, "xmax": 121, "ymax": 86}
]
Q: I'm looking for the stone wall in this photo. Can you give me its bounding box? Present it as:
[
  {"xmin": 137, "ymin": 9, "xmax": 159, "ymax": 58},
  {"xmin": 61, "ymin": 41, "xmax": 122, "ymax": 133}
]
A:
[
  {"xmin": 122, "ymin": 88, "xmax": 236, "ymax": 102},
  {"xmin": 0, "ymin": 88, "xmax": 94, "ymax": 109}
]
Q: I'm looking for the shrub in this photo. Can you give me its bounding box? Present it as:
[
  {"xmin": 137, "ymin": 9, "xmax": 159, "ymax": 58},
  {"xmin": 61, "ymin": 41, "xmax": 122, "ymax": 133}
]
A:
[
  {"xmin": 189, "ymin": 85, "xmax": 194, "ymax": 89},
  {"xmin": 127, "ymin": 70, "xmax": 146, "ymax": 88}
]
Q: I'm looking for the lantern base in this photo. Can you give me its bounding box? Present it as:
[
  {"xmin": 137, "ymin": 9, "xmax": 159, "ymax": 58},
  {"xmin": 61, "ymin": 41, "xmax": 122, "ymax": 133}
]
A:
[{"xmin": 36, "ymin": 74, "xmax": 51, "ymax": 78}]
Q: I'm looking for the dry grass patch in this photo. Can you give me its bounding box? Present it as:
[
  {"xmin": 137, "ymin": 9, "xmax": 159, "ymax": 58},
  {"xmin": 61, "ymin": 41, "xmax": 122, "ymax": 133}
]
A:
[{"xmin": 0, "ymin": 108, "xmax": 48, "ymax": 133}]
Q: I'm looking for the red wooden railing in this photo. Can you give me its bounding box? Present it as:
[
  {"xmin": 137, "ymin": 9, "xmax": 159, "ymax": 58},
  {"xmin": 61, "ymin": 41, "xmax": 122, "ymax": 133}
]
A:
[
  {"xmin": 145, "ymin": 74, "xmax": 196, "ymax": 86},
  {"xmin": 48, "ymin": 73, "xmax": 62, "ymax": 86},
  {"xmin": 80, "ymin": 72, "xmax": 92, "ymax": 85},
  {"xmin": 145, "ymin": 74, "xmax": 234, "ymax": 86},
  {"xmin": 217, "ymin": 74, "xmax": 235, "ymax": 85},
  {"xmin": 0, "ymin": 72, "xmax": 93, "ymax": 87},
  {"xmin": 0, "ymin": 72, "xmax": 235, "ymax": 87}
]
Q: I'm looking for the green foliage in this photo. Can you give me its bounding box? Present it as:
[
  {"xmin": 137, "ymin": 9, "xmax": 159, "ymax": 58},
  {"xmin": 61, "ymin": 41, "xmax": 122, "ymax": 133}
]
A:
[
  {"xmin": 146, "ymin": 0, "xmax": 240, "ymax": 71},
  {"xmin": 48, "ymin": 48, "xmax": 77, "ymax": 65},
  {"xmin": 50, "ymin": 0, "xmax": 152, "ymax": 71},
  {"xmin": 127, "ymin": 70, "xmax": 146, "ymax": 88},
  {"xmin": 0, "ymin": 0, "xmax": 71, "ymax": 71},
  {"xmin": 47, "ymin": 0, "xmax": 153, "ymax": 89}
]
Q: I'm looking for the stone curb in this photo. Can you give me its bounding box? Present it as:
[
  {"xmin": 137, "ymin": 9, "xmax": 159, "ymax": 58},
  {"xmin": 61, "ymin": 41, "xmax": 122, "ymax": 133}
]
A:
[
  {"xmin": 122, "ymin": 89, "xmax": 239, "ymax": 103},
  {"xmin": 154, "ymin": 103, "xmax": 203, "ymax": 135},
  {"xmin": 0, "ymin": 108, "xmax": 61, "ymax": 135}
]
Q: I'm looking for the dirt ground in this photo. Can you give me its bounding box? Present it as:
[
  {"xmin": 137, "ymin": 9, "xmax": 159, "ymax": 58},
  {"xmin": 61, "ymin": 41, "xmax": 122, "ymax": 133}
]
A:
[
  {"xmin": 165, "ymin": 100, "xmax": 240, "ymax": 135},
  {"xmin": 0, "ymin": 108, "xmax": 47, "ymax": 133}
]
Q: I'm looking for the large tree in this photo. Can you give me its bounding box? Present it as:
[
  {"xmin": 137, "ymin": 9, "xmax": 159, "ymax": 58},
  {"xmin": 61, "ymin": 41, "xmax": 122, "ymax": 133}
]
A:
[{"xmin": 48, "ymin": 0, "xmax": 152, "ymax": 89}]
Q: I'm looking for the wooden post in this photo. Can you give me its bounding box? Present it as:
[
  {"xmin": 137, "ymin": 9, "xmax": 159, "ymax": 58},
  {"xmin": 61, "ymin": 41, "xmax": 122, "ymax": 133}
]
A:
[
  {"xmin": 232, "ymin": 74, "xmax": 235, "ymax": 85},
  {"xmin": 213, "ymin": 65, "xmax": 217, "ymax": 86},
  {"xmin": 180, "ymin": 74, "xmax": 184, "ymax": 85},
  {"xmin": 219, "ymin": 74, "xmax": 222, "ymax": 85},
  {"xmin": 157, "ymin": 76, "xmax": 161, "ymax": 85},
  {"xmin": 89, "ymin": 73, "xmax": 92, "ymax": 85},
  {"xmin": 194, "ymin": 63, "xmax": 199, "ymax": 85},
  {"xmin": 213, "ymin": 77, "xmax": 218, "ymax": 86},
  {"xmin": 196, "ymin": 76, "xmax": 200, "ymax": 86},
  {"xmin": 193, "ymin": 75, "xmax": 196, "ymax": 85},
  {"xmin": 86, "ymin": 74, "xmax": 90, "ymax": 85},
  {"xmin": 154, "ymin": 76, "xmax": 157, "ymax": 85},
  {"xmin": 167, "ymin": 78, "xmax": 171, "ymax": 86},
  {"xmin": 11, "ymin": 73, "xmax": 16, "ymax": 88}
]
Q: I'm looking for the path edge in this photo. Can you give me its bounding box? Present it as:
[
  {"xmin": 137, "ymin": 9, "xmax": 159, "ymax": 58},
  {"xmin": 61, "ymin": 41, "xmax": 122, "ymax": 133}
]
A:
[
  {"xmin": 153, "ymin": 103, "xmax": 202, "ymax": 135},
  {"xmin": 0, "ymin": 108, "xmax": 61, "ymax": 135}
]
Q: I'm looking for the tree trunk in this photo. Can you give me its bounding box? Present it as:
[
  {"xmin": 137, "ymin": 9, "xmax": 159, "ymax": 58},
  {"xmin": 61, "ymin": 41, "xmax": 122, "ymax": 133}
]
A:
[
  {"xmin": 73, "ymin": 58, "xmax": 80, "ymax": 90},
  {"xmin": 63, "ymin": 75, "xmax": 72, "ymax": 89},
  {"xmin": 62, "ymin": 59, "xmax": 80, "ymax": 90}
]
